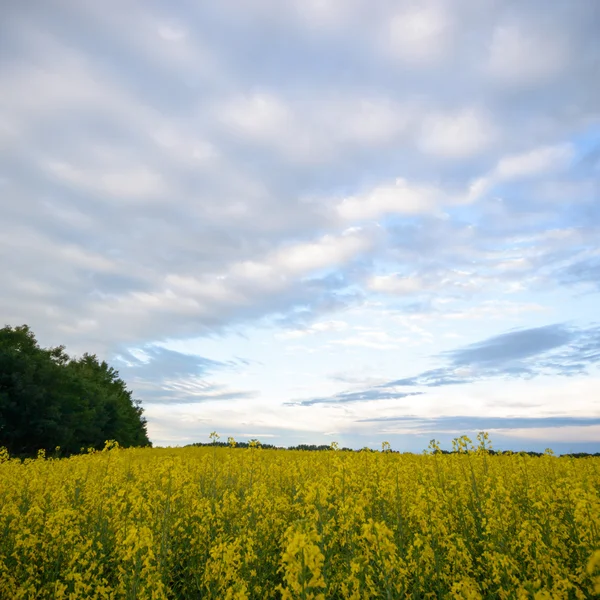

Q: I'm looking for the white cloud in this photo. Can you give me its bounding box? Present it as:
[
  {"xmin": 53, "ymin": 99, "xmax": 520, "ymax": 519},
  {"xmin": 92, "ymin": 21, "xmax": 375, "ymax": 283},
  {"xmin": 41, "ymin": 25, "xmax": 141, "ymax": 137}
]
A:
[
  {"xmin": 441, "ymin": 300, "xmax": 548, "ymax": 321},
  {"xmin": 385, "ymin": 2, "xmax": 452, "ymax": 65},
  {"xmin": 224, "ymin": 0, "xmax": 366, "ymax": 33},
  {"xmin": 157, "ymin": 23, "xmax": 188, "ymax": 42},
  {"xmin": 336, "ymin": 178, "xmax": 444, "ymax": 221},
  {"xmin": 44, "ymin": 160, "xmax": 168, "ymax": 203},
  {"xmin": 418, "ymin": 107, "xmax": 497, "ymax": 159},
  {"xmin": 495, "ymin": 144, "xmax": 573, "ymax": 180},
  {"xmin": 219, "ymin": 229, "xmax": 372, "ymax": 289},
  {"xmin": 272, "ymin": 229, "xmax": 371, "ymax": 274},
  {"xmin": 367, "ymin": 268, "xmax": 491, "ymax": 300},
  {"xmin": 223, "ymin": 229, "xmax": 373, "ymax": 289},
  {"xmin": 468, "ymin": 143, "xmax": 574, "ymax": 201},
  {"xmin": 327, "ymin": 96, "xmax": 413, "ymax": 145},
  {"xmin": 151, "ymin": 125, "xmax": 219, "ymax": 165},
  {"xmin": 499, "ymin": 426, "xmax": 600, "ymax": 443},
  {"xmin": 81, "ymin": 228, "xmax": 372, "ymax": 344},
  {"xmin": 277, "ymin": 320, "xmax": 349, "ymax": 339},
  {"xmin": 0, "ymin": 227, "xmax": 118, "ymax": 274},
  {"xmin": 63, "ymin": 3, "xmax": 222, "ymax": 83},
  {"xmin": 329, "ymin": 329, "xmax": 406, "ymax": 350},
  {"xmin": 218, "ymin": 91, "xmax": 411, "ymax": 163},
  {"xmin": 368, "ymin": 274, "xmax": 425, "ymax": 295},
  {"xmin": 290, "ymin": 0, "xmax": 362, "ymax": 30},
  {"xmin": 219, "ymin": 92, "xmax": 291, "ymax": 144},
  {"xmin": 0, "ymin": 37, "xmax": 222, "ymax": 189},
  {"xmin": 487, "ymin": 22, "xmax": 570, "ymax": 86}
]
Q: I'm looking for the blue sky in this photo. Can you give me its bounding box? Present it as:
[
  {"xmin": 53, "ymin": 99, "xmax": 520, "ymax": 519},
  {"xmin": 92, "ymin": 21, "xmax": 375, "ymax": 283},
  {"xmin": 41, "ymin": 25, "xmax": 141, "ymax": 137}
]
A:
[{"xmin": 1, "ymin": 0, "xmax": 599, "ymax": 452}]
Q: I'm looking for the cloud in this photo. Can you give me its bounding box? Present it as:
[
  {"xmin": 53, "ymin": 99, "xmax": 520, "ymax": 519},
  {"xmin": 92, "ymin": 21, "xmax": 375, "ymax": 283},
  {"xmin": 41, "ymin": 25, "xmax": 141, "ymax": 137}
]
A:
[
  {"xmin": 328, "ymin": 329, "xmax": 407, "ymax": 350},
  {"xmin": 559, "ymin": 257, "xmax": 600, "ymax": 290},
  {"xmin": 276, "ymin": 319, "xmax": 349, "ymax": 340},
  {"xmin": 114, "ymin": 346, "xmax": 257, "ymax": 405},
  {"xmin": 495, "ymin": 144, "xmax": 574, "ymax": 180},
  {"xmin": 495, "ymin": 425, "xmax": 600, "ymax": 444},
  {"xmin": 157, "ymin": 23, "xmax": 188, "ymax": 42},
  {"xmin": 368, "ymin": 274, "xmax": 426, "ymax": 295},
  {"xmin": 217, "ymin": 91, "xmax": 412, "ymax": 164},
  {"xmin": 382, "ymin": 368, "xmax": 470, "ymax": 389},
  {"xmin": 138, "ymin": 380, "xmax": 258, "ymax": 405},
  {"xmin": 446, "ymin": 324, "xmax": 574, "ymax": 367},
  {"xmin": 115, "ymin": 346, "xmax": 225, "ymax": 379},
  {"xmin": 394, "ymin": 299, "xmax": 549, "ymax": 323},
  {"xmin": 336, "ymin": 179, "xmax": 445, "ymax": 221},
  {"xmin": 399, "ymin": 324, "xmax": 600, "ymax": 384},
  {"xmin": 268, "ymin": 228, "xmax": 372, "ymax": 275},
  {"xmin": 468, "ymin": 143, "xmax": 574, "ymax": 201},
  {"xmin": 44, "ymin": 159, "xmax": 169, "ymax": 203},
  {"xmin": 302, "ymin": 324, "xmax": 600, "ymax": 404},
  {"xmin": 486, "ymin": 20, "xmax": 570, "ymax": 86},
  {"xmin": 385, "ymin": 2, "xmax": 453, "ymax": 65},
  {"xmin": 358, "ymin": 414, "xmax": 600, "ymax": 429},
  {"xmin": 286, "ymin": 390, "xmax": 423, "ymax": 407},
  {"xmin": 418, "ymin": 107, "xmax": 497, "ymax": 160}
]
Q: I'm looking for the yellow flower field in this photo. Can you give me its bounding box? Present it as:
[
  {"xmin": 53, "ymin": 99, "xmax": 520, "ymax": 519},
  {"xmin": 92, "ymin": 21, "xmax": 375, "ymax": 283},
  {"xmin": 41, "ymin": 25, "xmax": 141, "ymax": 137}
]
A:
[{"xmin": 1, "ymin": 438, "xmax": 599, "ymax": 599}]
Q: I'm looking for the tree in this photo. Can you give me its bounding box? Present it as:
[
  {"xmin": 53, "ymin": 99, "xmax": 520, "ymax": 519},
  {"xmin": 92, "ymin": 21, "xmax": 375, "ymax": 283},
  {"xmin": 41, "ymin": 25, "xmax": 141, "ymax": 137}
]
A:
[
  {"xmin": 66, "ymin": 353, "xmax": 150, "ymax": 449},
  {"xmin": 0, "ymin": 324, "xmax": 151, "ymax": 457}
]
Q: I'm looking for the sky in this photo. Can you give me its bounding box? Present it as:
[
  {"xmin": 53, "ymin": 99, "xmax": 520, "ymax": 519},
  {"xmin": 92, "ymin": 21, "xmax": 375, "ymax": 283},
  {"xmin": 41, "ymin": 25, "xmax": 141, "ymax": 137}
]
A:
[{"xmin": 1, "ymin": 0, "xmax": 599, "ymax": 453}]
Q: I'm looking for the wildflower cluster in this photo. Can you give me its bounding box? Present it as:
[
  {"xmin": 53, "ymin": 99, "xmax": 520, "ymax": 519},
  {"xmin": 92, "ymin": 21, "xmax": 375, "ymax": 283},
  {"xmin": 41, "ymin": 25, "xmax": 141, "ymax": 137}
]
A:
[{"xmin": 0, "ymin": 438, "xmax": 598, "ymax": 598}]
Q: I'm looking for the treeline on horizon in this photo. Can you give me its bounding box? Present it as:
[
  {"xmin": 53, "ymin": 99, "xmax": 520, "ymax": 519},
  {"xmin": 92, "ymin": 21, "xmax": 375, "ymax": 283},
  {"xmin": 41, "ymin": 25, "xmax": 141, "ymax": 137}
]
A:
[
  {"xmin": 186, "ymin": 441, "xmax": 600, "ymax": 458},
  {"xmin": 0, "ymin": 324, "xmax": 151, "ymax": 458}
]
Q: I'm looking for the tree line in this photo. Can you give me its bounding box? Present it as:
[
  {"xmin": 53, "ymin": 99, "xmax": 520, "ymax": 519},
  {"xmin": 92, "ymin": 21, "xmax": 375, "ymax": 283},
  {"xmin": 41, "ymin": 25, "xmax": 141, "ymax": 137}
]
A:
[
  {"xmin": 188, "ymin": 440, "xmax": 600, "ymax": 457},
  {"xmin": 0, "ymin": 324, "xmax": 151, "ymax": 458}
]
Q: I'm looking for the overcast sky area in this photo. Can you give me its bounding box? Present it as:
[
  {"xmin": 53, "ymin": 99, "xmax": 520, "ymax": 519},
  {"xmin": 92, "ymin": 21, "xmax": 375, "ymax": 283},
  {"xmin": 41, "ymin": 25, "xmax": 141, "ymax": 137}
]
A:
[{"xmin": 1, "ymin": 0, "xmax": 599, "ymax": 453}]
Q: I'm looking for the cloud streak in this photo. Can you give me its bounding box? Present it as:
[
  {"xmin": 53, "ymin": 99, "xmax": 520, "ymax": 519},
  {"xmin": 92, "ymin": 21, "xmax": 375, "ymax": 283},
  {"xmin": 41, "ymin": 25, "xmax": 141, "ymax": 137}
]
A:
[
  {"xmin": 388, "ymin": 324, "xmax": 600, "ymax": 385},
  {"xmin": 286, "ymin": 391, "xmax": 422, "ymax": 407},
  {"xmin": 295, "ymin": 324, "xmax": 600, "ymax": 406},
  {"xmin": 113, "ymin": 346, "xmax": 257, "ymax": 405}
]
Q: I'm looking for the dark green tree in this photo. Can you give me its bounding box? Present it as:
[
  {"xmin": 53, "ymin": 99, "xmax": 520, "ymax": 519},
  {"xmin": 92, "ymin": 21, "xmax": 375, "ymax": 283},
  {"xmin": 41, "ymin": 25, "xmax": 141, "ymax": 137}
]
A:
[
  {"xmin": 67, "ymin": 353, "xmax": 150, "ymax": 449},
  {"xmin": 0, "ymin": 324, "xmax": 151, "ymax": 457}
]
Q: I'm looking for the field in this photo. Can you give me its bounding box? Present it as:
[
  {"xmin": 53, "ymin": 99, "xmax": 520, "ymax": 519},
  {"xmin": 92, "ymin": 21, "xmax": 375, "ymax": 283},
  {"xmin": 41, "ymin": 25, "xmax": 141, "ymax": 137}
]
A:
[{"xmin": 1, "ymin": 439, "xmax": 599, "ymax": 599}]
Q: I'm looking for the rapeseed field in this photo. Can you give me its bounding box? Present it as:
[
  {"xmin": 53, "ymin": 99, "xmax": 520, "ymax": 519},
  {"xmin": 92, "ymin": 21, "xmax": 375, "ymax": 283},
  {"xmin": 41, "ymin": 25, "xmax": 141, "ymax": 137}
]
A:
[{"xmin": 1, "ymin": 436, "xmax": 599, "ymax": 599}]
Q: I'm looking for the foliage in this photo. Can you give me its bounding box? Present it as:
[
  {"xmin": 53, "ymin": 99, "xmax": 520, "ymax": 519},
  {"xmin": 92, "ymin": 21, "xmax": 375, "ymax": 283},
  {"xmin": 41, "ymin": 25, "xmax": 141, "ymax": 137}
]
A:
[
  {"xmin": 0, "ymin": 438, "xmax": 598, "ymax": 598},
  {"xmin": 187, "ymin": 441, "xmax": 280, "ymax": 450},
  {"xmin": 0, "ymin": 324, "xmax": 150, "ymax": 457}
]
